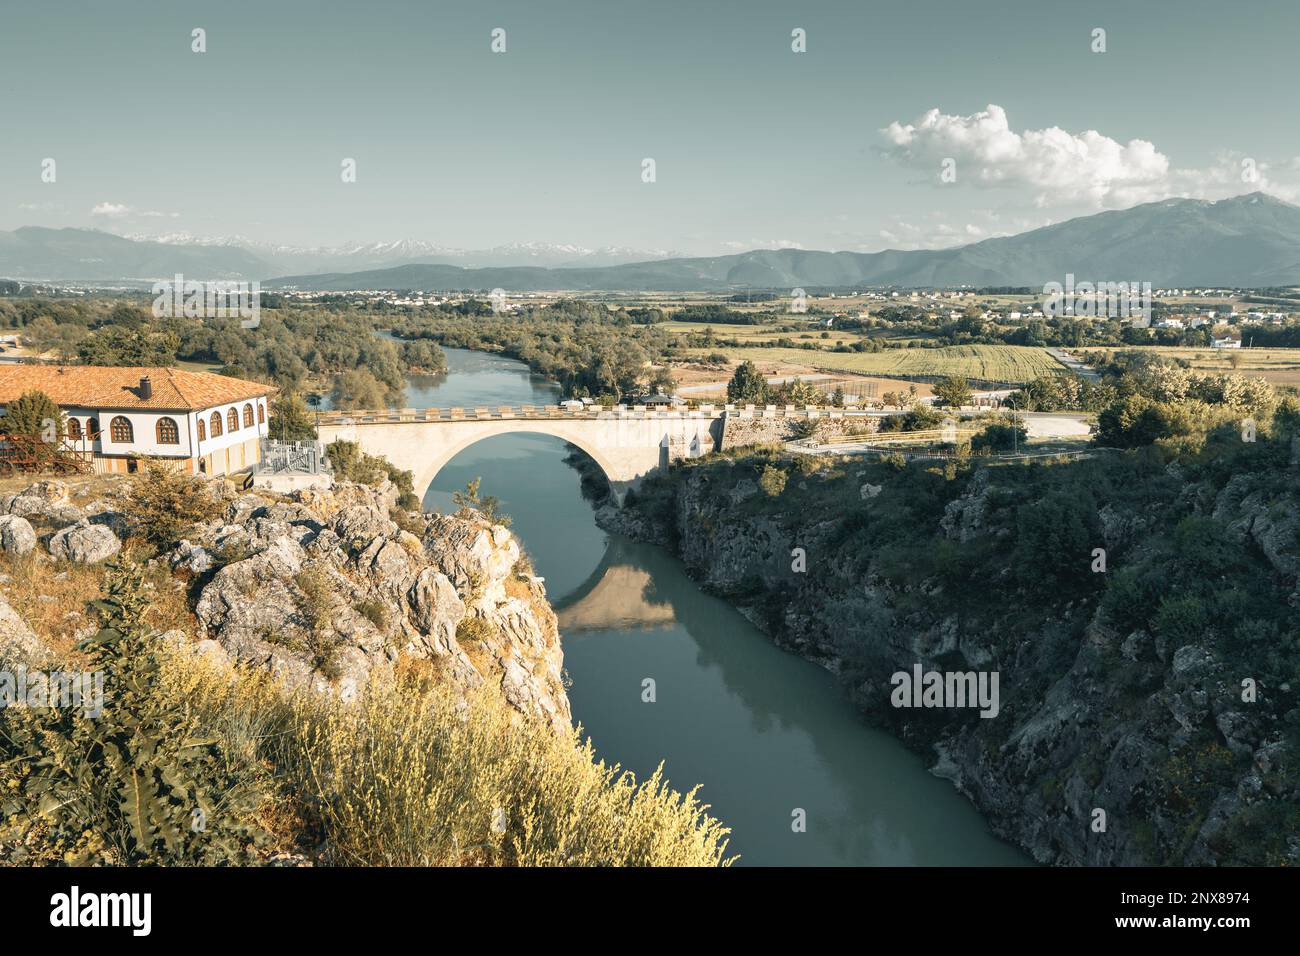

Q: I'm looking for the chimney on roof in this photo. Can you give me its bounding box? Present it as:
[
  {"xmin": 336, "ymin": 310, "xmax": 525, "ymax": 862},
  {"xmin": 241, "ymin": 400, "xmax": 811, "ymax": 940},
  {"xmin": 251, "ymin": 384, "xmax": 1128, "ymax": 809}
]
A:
[{"xmin": 139, "ymin": 375, "xmax": 152, "ymax": 400}]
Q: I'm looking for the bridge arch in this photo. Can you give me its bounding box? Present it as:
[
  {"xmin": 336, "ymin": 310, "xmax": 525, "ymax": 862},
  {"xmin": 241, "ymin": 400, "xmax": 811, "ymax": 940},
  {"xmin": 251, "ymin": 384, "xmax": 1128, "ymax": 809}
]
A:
[
  {"xmin": 315, "ymin": 413, "xmax": 707, "ymax": 507},
  {"xmin": 408, "ymin": 424, "xmax": 629, "ymax": 506}
]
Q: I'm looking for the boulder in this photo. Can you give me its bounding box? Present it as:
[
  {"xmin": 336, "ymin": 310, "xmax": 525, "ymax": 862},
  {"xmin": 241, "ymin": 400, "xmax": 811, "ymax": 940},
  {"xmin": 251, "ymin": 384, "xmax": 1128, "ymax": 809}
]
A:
[
  {"xmin": 0, "ymin": 594, "xmax": 52, "ymax": 667},
  {"xmin": 171, "ymin": 539, "xmax": 213, "ymax": 575},
  {"xmin": 0, "ymin": 515, "xmax": 37, "ymax": 556},
  {"xmin": 2, "ymin": 480, "xmax": 84, "ymax": 526},
  {"xmin": 48, "ymin": 521, "xmax": 121, "ymax": 564}
]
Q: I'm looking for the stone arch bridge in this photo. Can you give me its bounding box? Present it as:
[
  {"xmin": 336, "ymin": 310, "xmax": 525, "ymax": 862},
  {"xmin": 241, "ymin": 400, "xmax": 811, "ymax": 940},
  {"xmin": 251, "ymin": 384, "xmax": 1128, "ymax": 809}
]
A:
[{"xmin": 315, "ymin": 403, "xmax": 845, "ymax": 504}]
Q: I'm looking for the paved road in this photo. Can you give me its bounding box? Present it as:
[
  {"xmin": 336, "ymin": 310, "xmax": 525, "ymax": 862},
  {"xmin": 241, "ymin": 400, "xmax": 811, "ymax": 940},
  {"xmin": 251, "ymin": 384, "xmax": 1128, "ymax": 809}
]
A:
[{"xmin": 1046, "ymin": 348, "xmax": 1101, "ymax": 381}]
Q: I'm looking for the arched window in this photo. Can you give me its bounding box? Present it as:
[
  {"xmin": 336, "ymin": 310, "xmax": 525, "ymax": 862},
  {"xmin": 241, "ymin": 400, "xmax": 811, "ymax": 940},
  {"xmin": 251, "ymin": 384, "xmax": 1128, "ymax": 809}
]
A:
[
  {"xmin": 87, "ymin": 418, "xmax": 100, "ymax": 441},
  {"xmin": 227, "ymin": 407, "xmax": 239, "ymax": 432},
  {"xmin": 67, "ymin": 418, "xmax": 81, "ymax": 441},
  {"xmin": 257, "ymin": 402, "xmax": 266, "ymax": 424},
  {"xmin": 156, "ymin": 416, "xmax": 179, "ymax": 445},
  {"xmin": 243, "ymin": 403, "xmax": 254, "ymax": 428},
  {"xmin": 210, "ymin": 411, "xmax": 223, "ymax": 437},
  {"xmin": 197, "ymin": 418, "xmax": 206, "ymax": 441},
  {"xmin": 110, "ymin": 416, "xmax": 133, "ymax": 443}
]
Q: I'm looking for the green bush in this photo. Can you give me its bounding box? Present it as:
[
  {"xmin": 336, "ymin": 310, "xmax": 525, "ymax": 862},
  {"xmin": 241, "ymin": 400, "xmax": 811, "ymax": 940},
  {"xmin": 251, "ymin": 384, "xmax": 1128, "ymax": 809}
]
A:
[
  {"xmin": 125, "ymin": 459, "xmax": 225, "ymax": 548},
  {"xmin": 0, "ymin": 561, "xmax": 267, "ymax": 864},
  {"xmin": 326, "ymin": 439, "xmax": 420, "ymax": 510},
  {"xmin": 758, "ymin": 465, "xmax": 787, "ymax": 497}
]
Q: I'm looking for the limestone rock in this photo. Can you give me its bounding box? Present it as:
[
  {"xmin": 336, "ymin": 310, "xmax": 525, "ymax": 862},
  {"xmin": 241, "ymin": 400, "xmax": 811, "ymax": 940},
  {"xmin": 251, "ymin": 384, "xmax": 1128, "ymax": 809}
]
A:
[
  {"xmin": 48, "ymin": 521, "xmax": 121, "ymax": 564},
  {"xmin": 184, "ymin": 480, "xmax": 570, "ymax": 731},
  {"xmin": 0, "ymin": 515, "xmax": 37, "ymax": 556},
  {"xmin": 0, "ymin": 595, "xmax": 52, "ymax": 667},
  {"xmin": 171, "ymin": 539, "xmax": 213, "ymax": 575}
]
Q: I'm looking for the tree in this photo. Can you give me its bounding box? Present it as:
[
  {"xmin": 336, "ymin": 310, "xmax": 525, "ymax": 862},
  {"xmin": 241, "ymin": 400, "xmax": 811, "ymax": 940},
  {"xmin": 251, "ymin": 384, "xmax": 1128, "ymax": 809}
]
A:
[
  {"xmin": 933, "ymin": 375, "xmax": 972, "ymax": 409},
  {"xmin": 1094, "ymin": 395, "xmax": 1179, "ymax": 448},
  {"xmin": 331, "ymin": 368, "xmax": 388, "ymax": 410},
  {"xmin": 125, "ymin": 459, "xmax": 225, "ymax": 548},
  {"xmin": 452, "ymin": 477, "xmax": 510, "ymax": 526},
  {"xmin": 2, "ymin": 389, "xmax": 63, "ymax": 440},
  {"xmin": 268, "ymin": 391, "xmax": 317, "ymax": 441},
  {"xmin": 648, "ymin": 366, "xmax": 676, "ymax": 395},
  {"xmin": 727, "ymin": 360, "xmax": 768, "ymax": 404},
  {"xmin": 400, "ymin": 338, "xmax": 447, "ymax": 372}
]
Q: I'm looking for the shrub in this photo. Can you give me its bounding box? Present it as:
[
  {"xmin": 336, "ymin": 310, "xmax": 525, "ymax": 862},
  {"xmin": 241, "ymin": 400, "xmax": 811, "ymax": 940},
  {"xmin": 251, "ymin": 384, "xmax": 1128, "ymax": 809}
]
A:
[
  {"xmin": 758, "ymin": 464, "xmax": 788, "ymax": 497},
  {"xmin": 326, "ymin": 439, "xmax": 420, "ymax": 510},
  {"xmin": 452, "ymin": 477, "xmax": 511, "ymax": 526},
  {"xmin": 125, "ymin": 459, "xmax": 225, "ymax": 548},
  {"xmin": 291, "ymin": 565, "xmax": 344, "ymax": 678},
  {"xmin": 0, "ymin": 561, "xmax": 267, "ymax": 864},
  {"xmin": 972, "ymin": 421, "xmax": 1028, "ymax": 452}
]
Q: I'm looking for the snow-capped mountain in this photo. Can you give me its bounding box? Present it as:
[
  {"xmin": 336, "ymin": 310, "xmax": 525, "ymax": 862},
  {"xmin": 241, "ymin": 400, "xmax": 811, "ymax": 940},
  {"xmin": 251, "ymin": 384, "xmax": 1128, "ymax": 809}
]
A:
[{"xmin": 121, "ymin": 233, "xmax": 678, "ymax": 273}]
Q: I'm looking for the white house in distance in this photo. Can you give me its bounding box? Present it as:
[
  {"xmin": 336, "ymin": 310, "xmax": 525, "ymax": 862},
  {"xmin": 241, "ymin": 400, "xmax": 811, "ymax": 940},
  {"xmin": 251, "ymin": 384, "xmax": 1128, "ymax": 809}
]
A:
[{"xmin": 0, "ymin": 365, "xmax": 276, "ymax": 476}]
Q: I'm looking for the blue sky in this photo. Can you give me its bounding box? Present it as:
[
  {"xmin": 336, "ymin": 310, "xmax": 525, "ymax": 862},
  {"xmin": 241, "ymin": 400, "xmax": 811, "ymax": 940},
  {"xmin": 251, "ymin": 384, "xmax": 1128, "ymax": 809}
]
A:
[{"xmin": 3, "ymin": 0, "xmax": 1299, "ymax": 254}]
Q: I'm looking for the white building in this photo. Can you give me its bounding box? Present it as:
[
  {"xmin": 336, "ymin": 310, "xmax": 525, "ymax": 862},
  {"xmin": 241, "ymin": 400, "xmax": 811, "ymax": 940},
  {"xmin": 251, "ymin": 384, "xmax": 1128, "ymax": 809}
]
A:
[{"xmin": 0, "ymin": 365, "xmax": 276, "ymax": 476}]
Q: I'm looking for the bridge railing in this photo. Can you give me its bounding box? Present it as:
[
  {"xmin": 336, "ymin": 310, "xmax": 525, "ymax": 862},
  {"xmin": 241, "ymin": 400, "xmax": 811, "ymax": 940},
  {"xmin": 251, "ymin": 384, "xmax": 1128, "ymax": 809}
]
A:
[{"xmin": 313, "ymin": 403, "xmax": 876, "ymax": 426}]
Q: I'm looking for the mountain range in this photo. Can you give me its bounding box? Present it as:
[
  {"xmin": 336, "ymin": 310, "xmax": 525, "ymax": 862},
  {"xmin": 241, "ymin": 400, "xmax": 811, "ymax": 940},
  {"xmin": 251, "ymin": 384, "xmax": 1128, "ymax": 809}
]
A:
[
  {"xmin": 3, "ymin": 193, "xmax": 1298, "ymax": 290},
  {"xmin": 0, "ymin": 229, "xmax": 677, "ymax": 283}
]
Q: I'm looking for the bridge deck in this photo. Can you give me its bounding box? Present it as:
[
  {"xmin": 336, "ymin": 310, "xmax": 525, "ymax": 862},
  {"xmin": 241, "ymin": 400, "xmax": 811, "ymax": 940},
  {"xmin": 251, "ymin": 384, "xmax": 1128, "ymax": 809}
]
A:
[{"xmin": 315, "ymin": 404, "xmax": 867, "ymax": 425}]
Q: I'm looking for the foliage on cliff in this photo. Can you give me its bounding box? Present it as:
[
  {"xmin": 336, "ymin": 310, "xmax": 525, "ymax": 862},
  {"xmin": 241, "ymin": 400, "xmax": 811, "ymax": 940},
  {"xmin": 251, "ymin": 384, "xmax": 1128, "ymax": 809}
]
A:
[
  {"xmin": 325, "ymin": 439, "xmax": 419, "ymax": 510},
  {"xmin": 621, "ymin": 386, "xmax": 1300, "ymax": 865}
]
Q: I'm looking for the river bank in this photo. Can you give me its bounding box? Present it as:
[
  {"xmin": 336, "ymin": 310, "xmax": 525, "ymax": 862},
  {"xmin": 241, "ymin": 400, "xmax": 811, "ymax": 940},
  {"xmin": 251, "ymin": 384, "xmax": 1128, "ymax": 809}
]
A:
[
  {"xmin": 593, "ymin": 441, "xmax": 1300, "ymax": 867},
  {"xmin": 404, "ymin": 347, "xmax": 1030, "ymax": 865}
]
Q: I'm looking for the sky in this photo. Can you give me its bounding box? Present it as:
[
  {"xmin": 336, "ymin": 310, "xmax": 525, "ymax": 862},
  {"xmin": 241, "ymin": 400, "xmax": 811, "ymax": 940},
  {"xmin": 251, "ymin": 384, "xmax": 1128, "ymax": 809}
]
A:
[{"xmin": 3, "ymin": 0, "xmax": 1300, "ymax": 256}]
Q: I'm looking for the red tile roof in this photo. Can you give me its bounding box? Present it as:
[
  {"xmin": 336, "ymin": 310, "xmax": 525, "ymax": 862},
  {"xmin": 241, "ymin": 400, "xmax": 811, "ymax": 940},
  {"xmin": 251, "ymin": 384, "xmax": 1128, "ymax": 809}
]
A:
[{"xmin": 0, "ymin": 365, "xmax": 276, "ymax": 411}]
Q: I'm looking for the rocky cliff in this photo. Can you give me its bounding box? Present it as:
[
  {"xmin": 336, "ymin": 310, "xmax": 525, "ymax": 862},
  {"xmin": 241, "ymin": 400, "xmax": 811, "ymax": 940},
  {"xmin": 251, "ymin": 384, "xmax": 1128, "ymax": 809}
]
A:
[
  {"xmin": 0, "ymin": 476, "xmax": 570, "ymax": 734},
  {"xmin": 603, "ymin": 447, "xmax": 1300, "ymax": 866}
]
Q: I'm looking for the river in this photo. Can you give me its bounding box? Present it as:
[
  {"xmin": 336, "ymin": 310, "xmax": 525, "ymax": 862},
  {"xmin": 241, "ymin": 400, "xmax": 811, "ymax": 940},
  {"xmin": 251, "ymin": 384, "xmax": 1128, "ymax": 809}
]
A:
[{"xmin": 399, "ymin": 347, "xmax": 1028, "ymax": 866}]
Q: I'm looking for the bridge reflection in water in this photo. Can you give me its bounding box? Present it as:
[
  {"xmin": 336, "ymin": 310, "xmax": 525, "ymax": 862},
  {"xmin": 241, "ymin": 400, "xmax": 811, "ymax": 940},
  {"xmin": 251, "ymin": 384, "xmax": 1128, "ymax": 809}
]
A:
[{"xmin": 553, "ymin": 536, "xmax": 678, "ymax": 633}]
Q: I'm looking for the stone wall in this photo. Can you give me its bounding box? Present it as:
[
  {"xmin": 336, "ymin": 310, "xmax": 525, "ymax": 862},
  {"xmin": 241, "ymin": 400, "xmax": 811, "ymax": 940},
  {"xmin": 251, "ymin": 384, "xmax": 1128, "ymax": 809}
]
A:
[{"xmin": 721, "ymin": 412, "xmax": 880, "ymax": 448}]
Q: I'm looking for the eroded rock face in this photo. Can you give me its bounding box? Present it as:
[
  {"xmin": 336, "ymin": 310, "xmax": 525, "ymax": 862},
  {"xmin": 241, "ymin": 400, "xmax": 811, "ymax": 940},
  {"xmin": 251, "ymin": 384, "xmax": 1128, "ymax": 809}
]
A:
[
  {"xmin": 0, "ymin": 515, "xmax": 37, "ymax": 556},
  {"xmin": 48, "ymin": 521, "xmax": 121, "ymax": 564},
  {"xmin": 603, "ymin": 457, "xmax": 1300, "ymax": 867},
  {"xmin": 186, "ymin": 482, "xmax": 570, "ymax": 732}
]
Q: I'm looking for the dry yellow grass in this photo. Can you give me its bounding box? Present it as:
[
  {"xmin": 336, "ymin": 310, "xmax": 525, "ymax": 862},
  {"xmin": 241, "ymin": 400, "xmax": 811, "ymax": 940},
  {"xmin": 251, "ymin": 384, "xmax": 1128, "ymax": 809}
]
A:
[
  {"xmin": 167, "ymin": 653, "xmax": 735, "ymax": 866},
  {"xmin": 0, "ymin": 545, "xmax": 194, "ymax": 659}
]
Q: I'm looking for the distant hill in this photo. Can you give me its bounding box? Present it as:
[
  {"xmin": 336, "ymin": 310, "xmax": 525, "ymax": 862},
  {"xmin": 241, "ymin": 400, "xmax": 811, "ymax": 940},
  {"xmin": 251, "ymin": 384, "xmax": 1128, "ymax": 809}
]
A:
[
  {"xmin": 4, "ymin": 193, "xmax": 1299, "ymax": 289},
  {"xmin": 0, "ymin": 229, "xmax": 675, "ymax": 284},
  {"xmin": 264, "ymin": 193, "xmax": 1300, "ymax": 292},
  {"xmin": 0, "ymin": 227, "xmax": 272, "ymax": 282}
]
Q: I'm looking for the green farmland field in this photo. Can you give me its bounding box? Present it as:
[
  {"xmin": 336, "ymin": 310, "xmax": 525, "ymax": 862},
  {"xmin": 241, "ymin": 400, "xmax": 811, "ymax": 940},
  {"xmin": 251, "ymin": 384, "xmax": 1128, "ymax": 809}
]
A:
[{"xmin": 687, "ymin": 344, "xmax": 1066, "ymax": 384}]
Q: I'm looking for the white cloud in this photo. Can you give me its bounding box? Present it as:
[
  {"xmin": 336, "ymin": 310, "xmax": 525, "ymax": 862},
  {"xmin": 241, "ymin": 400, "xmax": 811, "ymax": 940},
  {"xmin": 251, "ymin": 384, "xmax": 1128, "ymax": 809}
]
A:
[
  {"xmin": 875, "ymin": 218, "xmax": 1011, "ymax": 251},
  {"xmin": 719, "ymin": 238, "xmax": 804, "ymax": 251},
  {"xmin": 91, "ymin": 201, "xmax": 132, "ymax": 218},
  {"xmin": 89, "ymin": 202, "xmax": 180, "ymax": 223},
  {"xmin": 881, "ymin": 104, "xmax": 1170, "ymax": 207}
]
